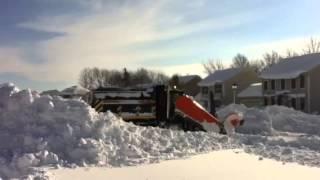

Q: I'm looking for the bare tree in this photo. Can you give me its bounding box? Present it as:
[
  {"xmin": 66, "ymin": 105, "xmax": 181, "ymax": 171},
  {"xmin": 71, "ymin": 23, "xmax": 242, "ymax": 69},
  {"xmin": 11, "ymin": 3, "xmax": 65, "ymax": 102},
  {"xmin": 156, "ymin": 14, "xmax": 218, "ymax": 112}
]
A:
[
  {"xmin": 154, "ymin": 72, "xmax": 169, "ymax": 84},
  {"xmin": 149, "ymin": 71, "xmax": 169, "ymax": 84},
  {"xmin": 109, "ymin": 70, "xmax": 123, "ymax": 87},
  {"xmin": 91, "ymin": 67, "xmax": 105, "ymax": 88},
  {"xmin": 303, "ymin": 37, "xmax": 320, "ymax": 54},
  {"xmin": 79, "ymin": 68, "xmax": 96, "ymax": 89},
  {"xmin": 262, "ymin": 51, "xmax": 282, "ymax": 68},
  {"xmin": 231, "ymin": 53, "xmax": 250, "ymax": 68},
  {"xmin": 203, "ymin": 59, "xmax": 225, "ymax": 74},
  {"xmin": 132, "ymin": 68, "xmax": 152, "ymax": 85},
  {"xmin": 250, "ymin": 60, "xmax": 266, "ymax": 73},
  {"xmin": 79, "ymin": 67, "xmax": 170, "ymax": 89},
  {"xmin": 101, "ymin": 69, "xmax": 111, "ymax": 87},
  {"xmin": 286, "ymin": 49, "xmax": 299, "ymax": 58}
]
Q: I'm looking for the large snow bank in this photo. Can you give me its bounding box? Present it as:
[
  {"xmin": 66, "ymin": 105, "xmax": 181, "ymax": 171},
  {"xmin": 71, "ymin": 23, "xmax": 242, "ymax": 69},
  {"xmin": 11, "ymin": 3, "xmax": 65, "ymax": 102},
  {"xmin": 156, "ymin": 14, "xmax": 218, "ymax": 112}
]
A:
[
  {"xmin": 218, "ymin": 104, "xmax": 320, "ymax": 136},
  {"xmin": 1, "ymin": 83, "xmax": 320, "ymax": 179},
  {"xmin": 217, "ymin": 104, "xmax": 273, "ymax": 135},
  {"xmin": 266, "ymin": 106, "xmax": 320, "ymax": 135},
  {"xmin": 0, "ymin": 83, "xmax": 233, "ymax": 179},
  {"xmin": 218, "ymin": 104, "xmax": 320, "ymax": 167}
]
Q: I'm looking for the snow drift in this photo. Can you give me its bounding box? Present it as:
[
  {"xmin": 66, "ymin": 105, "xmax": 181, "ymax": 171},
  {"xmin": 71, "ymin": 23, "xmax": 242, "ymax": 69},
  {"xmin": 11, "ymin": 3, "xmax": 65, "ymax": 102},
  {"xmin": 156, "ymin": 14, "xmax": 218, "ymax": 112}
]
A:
[
  {"xmin": 0, "ymin": 83, "xmax": 233, "ymax": 179},
  {"xmin": 218, "ymin": 104, "xmax": 320, "ymax": 136},
  {"xmin": 1, "ymin": 83, "xmax": 320, "ymax": 179}
]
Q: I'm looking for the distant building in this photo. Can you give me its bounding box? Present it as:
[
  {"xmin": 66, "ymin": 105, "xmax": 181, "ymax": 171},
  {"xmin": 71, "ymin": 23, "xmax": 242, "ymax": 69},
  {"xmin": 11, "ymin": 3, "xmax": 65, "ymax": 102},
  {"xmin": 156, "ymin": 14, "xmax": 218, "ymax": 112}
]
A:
[
  {"xmin": 178, "ymin": 75, "xmax": 202, "ymax": 96},
  {"xmin": 260, "ymin": 53, "xmax": 320, "ymax": 113},
  {"xmin": 238, "ymin": 83, "xmax": 263, "ymax": 107},
  {"xmin": 198, "ymin": 68, "xmax": 259, "ymax": 111},
  {"xmin": 60, "ymin": 85, "xmax": 90, "ymax": 101}
]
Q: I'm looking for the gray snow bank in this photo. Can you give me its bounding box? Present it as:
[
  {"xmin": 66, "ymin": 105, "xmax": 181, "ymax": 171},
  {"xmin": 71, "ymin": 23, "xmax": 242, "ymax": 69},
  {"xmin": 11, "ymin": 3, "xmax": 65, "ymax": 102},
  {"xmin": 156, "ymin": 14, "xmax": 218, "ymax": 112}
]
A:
[{"xmin": 0, "ymin": 83, "xmax": 234, "ymax": 179}]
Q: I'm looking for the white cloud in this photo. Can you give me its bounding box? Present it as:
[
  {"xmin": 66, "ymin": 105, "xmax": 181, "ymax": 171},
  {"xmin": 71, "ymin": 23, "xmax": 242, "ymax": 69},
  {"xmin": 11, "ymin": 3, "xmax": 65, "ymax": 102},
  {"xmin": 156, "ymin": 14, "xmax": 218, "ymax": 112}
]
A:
[
  {"xmin": 6, "ymin": 0, "xmax": 301, "ymax": 90},
  {"xmin": 147, "ymin": 63, "xmax": 206, "ymax": 78},
  {"xmin": 6, "ymin": 0, "xmax": 261, "ymax": 85},
  {"xmin": 240, "ymin": 36, "xmax": 320, "ymax": 59},
  {"xmin": 0, "ymin": 48, "xmax": 33, "ymax": 74}
]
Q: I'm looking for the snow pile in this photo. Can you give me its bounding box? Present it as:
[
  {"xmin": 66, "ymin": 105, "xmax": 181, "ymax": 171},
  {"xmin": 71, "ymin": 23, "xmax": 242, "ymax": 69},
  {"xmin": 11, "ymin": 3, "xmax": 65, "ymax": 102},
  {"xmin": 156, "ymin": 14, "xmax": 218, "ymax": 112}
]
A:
[
  {"xmin": 218, "ymin": 104, "xmax": 320, "ymax": 167},
  {"xmin": 218, "ymin": 104, "xmax": 320, "ymax": 136},
  {"xmin": 218, "ymin": 104, "xmax": 273, "ymax": 135},
  {"xmin": 0, "ymin": 83, "xmax": 234, "ymax": 179},
  {"xmin": 2, "ymin": 83, "xmax": 320, "ymax": 179},
  {"xmin": 265, "ymin": 106, "xmax": 320, "ymax": 136}
]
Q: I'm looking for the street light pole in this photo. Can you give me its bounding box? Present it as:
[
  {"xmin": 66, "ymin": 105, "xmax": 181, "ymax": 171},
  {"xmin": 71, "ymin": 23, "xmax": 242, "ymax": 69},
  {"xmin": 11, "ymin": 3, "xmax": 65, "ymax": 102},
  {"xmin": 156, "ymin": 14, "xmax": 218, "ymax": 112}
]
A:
[{"xmin": 232, "ymin": 83, "xmax": 238, "ymax": 104}]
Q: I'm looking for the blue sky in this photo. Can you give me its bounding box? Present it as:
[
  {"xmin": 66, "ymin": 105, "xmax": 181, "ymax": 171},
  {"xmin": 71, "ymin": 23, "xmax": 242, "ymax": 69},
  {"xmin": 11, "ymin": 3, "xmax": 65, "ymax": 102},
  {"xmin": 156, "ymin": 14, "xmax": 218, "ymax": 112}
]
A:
[{"xmin": 1, "ymin": 0, "xmax": 320, "ymax": 91}]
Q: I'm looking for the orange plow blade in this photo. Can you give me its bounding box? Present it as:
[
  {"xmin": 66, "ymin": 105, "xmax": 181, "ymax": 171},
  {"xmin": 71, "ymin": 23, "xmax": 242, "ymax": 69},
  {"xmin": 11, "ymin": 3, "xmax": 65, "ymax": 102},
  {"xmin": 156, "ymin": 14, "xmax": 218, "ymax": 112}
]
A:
[{"xmin": 175, "ymin": 95, "xmax": 220, "ymax": 125}]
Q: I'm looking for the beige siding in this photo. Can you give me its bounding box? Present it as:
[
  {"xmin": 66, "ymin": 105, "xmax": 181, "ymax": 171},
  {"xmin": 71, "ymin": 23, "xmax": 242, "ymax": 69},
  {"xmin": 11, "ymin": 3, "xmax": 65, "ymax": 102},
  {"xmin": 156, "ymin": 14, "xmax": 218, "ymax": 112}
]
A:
[
  {"xmin": 199, "ymin": 68, "xmax": 259, "ymax": 109},
  {"xmin": 309, "ymin": 65, "xmax": 320, "ymax": 113},
  {"xmin": 224, "ymin": 69, "xmax": 259, "ymax": 105}
]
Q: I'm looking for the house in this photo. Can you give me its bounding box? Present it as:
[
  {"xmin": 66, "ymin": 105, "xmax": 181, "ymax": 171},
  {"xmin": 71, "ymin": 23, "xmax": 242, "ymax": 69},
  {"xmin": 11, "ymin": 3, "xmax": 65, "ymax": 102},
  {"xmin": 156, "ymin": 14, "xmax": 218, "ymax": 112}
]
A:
[
  {"xmin": 178, "ymin": 75, "xmax": 202, "ymax": 97},
  {"xmin": 198, "ymin": 67, "xmax": 259, "ymax": 111},
  {"xmin": 260, "ymin": 53, "xmax": 320, "ymax": 113},
  {"xmin": 60, "ymin": 85, "xmax": 90, "ymax": 101},
  {"xmin": 238, "ymin": 83, "xmax": 263, "ymax": 107}
]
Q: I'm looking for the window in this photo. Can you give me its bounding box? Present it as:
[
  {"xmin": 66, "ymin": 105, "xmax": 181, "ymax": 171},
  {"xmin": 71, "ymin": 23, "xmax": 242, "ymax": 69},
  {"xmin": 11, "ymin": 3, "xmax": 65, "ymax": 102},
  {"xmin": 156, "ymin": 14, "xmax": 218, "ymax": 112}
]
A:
[
  {"xmin": 300, "ymin": 75, "xmax": 305, "ymax": 88},
  {"xmin": 291, "ymin": 98, "xmax": 296, "ymax": 109},
  {"xmin": 281, "ymin": 79, "xmax": 285, "ymax": 90},
  {"xmin": 264, "ymin": 97, "xmax": 268, "ymax": 106},
  {"xmin": 291, "ymin": 79, "xmax": 296, "ymax": 89},
  {"xmin": 202, "ymin": 87, "xmax": 208, "ymax": 95},
  {"xmin": 214, "ymin": 84, "xmax": 222, "ymax": 93},
  {"xmin": 300, "ymin": 97, "xmax": 305, "ymax": 110},
  {"xmin": 263, "ymin": 81, "xmax": 268, "ymax": 90},
  {"xmin": 271, "ymin": 80, "xmax": 275, "ymax": 90},
  {"xmin": 271, "ymin": 96, "xmax": 275, "ymax": 105}
]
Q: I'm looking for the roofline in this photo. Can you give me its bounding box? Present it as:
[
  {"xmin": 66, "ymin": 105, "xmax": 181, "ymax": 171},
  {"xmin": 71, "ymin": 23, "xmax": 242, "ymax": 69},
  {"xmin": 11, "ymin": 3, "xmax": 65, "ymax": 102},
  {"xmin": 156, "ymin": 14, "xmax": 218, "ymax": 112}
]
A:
[
  {"xmin": 198, "ymin": 67, "xmax": 244, "ymax": 86},
  {"xmin": 260, "ymin": 64, "xmax": 320, "ymax": 79},
  {"xmin": 260, "ymin": 53, "xmax": 320, "ymax": 79}
]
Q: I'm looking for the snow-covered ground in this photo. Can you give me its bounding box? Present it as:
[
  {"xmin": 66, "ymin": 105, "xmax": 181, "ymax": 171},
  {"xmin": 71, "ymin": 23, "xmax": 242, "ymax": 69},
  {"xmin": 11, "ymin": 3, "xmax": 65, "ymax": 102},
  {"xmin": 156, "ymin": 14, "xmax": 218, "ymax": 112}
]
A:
[
  {"xmin": 1, "ymin": 83, "xmax": 320, "ymax": 179},
  {"xmin": 47, "ymin": 149, "xmax": 320, "ymax": 180}
]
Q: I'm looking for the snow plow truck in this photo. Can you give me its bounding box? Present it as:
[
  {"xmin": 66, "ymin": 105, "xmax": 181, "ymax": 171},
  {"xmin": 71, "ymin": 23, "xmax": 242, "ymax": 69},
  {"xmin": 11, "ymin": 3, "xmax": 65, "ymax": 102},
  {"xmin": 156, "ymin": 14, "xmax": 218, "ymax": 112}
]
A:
[{"xmin": 89, "ymin": 85, "xmax": 244, "ymax": 134}]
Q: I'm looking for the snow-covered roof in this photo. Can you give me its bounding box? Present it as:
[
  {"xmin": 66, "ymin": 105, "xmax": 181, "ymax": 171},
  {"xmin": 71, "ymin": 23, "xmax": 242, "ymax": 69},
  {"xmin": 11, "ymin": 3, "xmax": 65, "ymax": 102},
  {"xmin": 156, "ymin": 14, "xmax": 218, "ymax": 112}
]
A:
[
  {"xmin": 60, "ymin": 85, "xmax": 90, "ymax": 96},
  {"xmin": 260, "ymin": 53, "xmax": 320, "ymax": 79},
  {"xmin": 94, "ymin": 91, "xmax": 151, "ymax": 99},
  {"xmin": 198, "ymin": 68, "xmax": 242, "ymax": 86},
  {"xmin": 41, "ymin": 90, "xmax": 60, "ymax": 96},
  {"xmin": 238, "ymin": 83, "xmax": 262, "ymax": 98},
  {"xmin": 178, "ymin": 75, "xmax": 201, "ymax": 84}
]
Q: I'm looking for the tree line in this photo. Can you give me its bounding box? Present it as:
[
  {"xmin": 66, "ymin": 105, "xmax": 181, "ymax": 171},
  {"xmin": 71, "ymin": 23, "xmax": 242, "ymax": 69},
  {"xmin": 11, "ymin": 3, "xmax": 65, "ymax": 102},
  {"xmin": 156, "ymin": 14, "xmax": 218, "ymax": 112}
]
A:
[
  {"xmin": 79, "ymin": 38, "xmax": 320, "ymax": 89},
  {"xmin": 203, "ymin": 38, "xmax": 320, "ymax": 74},
  {"xmin": 79, "ymin": 67, "xmax": 170, "ymax": 89}
]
